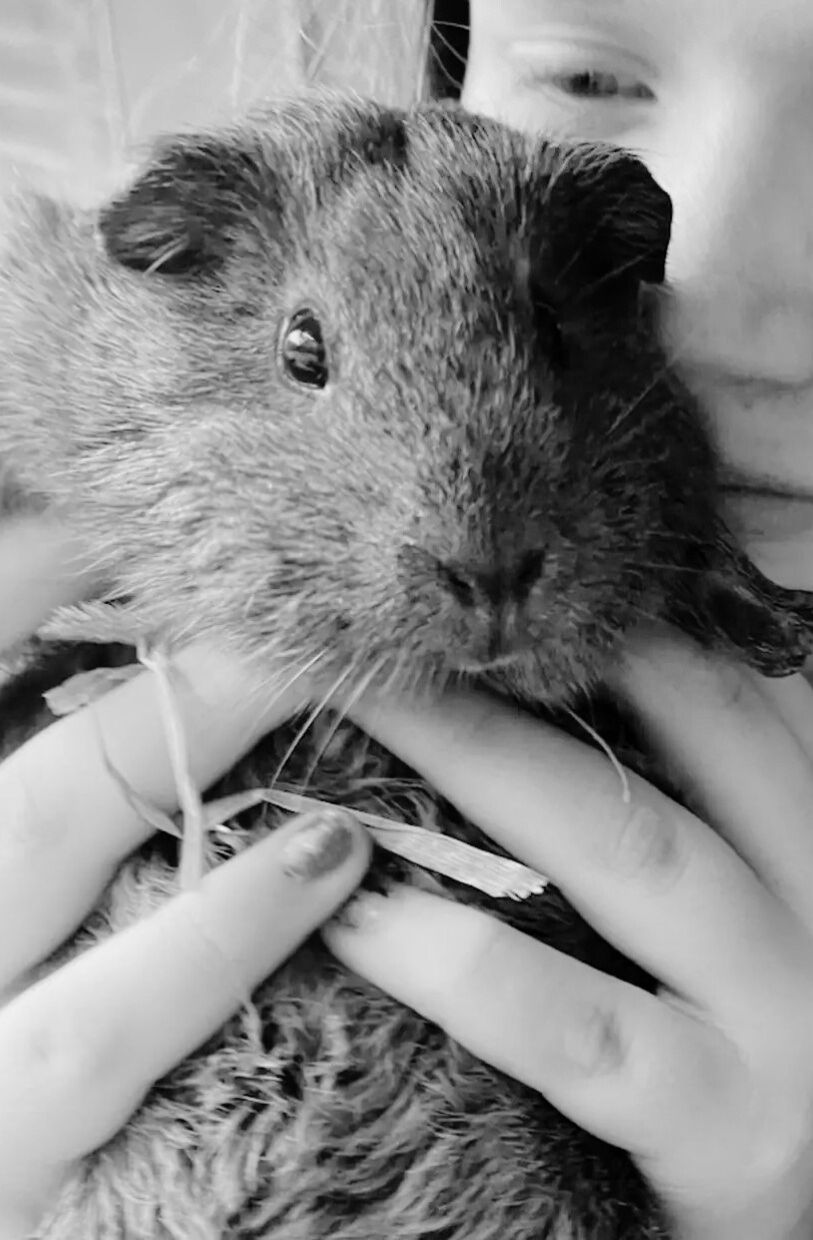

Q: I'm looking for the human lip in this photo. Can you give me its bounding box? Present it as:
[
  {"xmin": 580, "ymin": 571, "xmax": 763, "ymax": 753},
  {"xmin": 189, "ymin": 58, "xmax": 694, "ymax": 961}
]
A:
[
  {"xmin": 685, "ymin": 366, "xmax": 813, "ymax": 418},
  {"xmin": 687, "ymin": 362, "xmax": 813, "ymax": 394},
  {"xmin": 720, "ymin": 462, "xmax": 813, "ymax": 501},
  {"xmin": 720, "ymin": 477, "xmax": 813, "ymax": 591},
  {"xmin": 722, "ymin": 480, "xmax": 813, "ymax": 531}
]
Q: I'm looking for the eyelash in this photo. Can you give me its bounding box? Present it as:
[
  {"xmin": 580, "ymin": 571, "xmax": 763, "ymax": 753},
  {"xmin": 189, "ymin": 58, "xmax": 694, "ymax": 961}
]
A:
[{"xmin": 547, "ymin": 70, "xmax": 655, "ymax": 102}]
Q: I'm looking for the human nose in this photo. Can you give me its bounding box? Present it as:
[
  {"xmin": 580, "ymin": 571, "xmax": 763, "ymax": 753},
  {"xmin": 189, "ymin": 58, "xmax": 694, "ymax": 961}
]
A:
[{"xmin": 654, "ymin": 86, "xmax": 813, "ymax": 386}]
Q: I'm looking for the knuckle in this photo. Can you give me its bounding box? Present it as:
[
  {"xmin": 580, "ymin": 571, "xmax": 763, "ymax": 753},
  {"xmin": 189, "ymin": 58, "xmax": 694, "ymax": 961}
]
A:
[
  {"xmin": 603, "ymin": 802, "xmax": 688, "ymax": 888},
  {"xmin": 561, "ymin": 997, "xmax": 627, "ymax": 1076},
  {"xmin": 430, "ymin": 904, "xmax": 524, "ymax": 1026}
]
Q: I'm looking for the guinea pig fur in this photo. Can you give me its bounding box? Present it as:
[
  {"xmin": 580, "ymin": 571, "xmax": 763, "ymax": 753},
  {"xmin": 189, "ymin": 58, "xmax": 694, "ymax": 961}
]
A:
[
  {"xmin": 1, "ymin": 94, "xmax": 812, "ymax": 698},
  {"xmin": 4, "ymin": 94, "xmax": 813, "ymax": 1240}
]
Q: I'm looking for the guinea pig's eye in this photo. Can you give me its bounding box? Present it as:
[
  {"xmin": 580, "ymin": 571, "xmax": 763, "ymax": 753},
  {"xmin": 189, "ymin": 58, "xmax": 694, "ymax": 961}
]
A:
[
  {"xmin": 281, "ymin": 309, "xmax": 328, "ymax": 389},
  {"xmin": 533, "ymin": 298, "xmax": 567, "ymax": 370}
]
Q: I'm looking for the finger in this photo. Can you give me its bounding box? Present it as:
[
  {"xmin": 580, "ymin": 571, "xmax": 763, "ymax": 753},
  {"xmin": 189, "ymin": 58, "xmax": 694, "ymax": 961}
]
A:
[
  {"xmin": 749, "ymin": 668, "xmax": 813, "ymax": 764},
  {"xmin": 323, "ymin": 885, "xmax": 735, "ymax": 1167},
  {"xmin": 611, "ymin": 630, "xmax": 813, "ymax": 921},
  {"xmin": 0, "ymin": 515, "xmax": 97, "ymax": 655},
  {"xmin": 0, "ymin": 641, "xmax": 311, "ymax": 993},
  {"xmin": 0, "ymin": 807, "xmax": 370, "ymax": 1203},
  {"xmin": 346, "ymin": 686, "xmax": 799, "ymax": 1021}
]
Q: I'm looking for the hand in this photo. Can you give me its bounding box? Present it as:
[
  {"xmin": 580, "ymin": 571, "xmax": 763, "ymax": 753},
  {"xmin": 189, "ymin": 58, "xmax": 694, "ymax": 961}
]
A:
[
  {"xmin": 0, "ymin": 518, "xmax": 370, "ymax": 1240},
  {"xmin": 323, "ymin": 629, "xmax": 813, "ymax": 1240},
  {"xmin": 0, "ymin": 510, "xmax": 98, "ymax": 655}
]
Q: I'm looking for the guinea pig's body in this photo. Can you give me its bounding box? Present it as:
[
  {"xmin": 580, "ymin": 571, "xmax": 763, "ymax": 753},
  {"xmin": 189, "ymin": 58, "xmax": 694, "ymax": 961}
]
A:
[{"xmin": 3, "ymin": 94, "xmax": 813, "ymax": 1239}]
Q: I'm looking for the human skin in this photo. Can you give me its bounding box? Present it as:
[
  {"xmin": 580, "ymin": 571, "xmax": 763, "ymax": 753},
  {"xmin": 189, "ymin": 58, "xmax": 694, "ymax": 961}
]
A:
[{"xmin": 322, "ymin": 3, "xmax": 813, "ymax": 1238}]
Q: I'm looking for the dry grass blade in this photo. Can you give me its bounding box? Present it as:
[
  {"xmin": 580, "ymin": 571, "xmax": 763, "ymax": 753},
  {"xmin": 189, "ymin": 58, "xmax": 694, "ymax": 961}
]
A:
[
  {"xmin": 138, "ymin": 643, "xmax": 207, "ymax": 890},
  {"xmin": 230, "ymin": 788, "xmax": 549, "ymax": 901},
  {"xmin": 97, "ymin": 730, "xmax": 183, "ymax": 840},
  {"xmin": 83, "ymin": 717, "xmax": 550, "ymax": 901}
]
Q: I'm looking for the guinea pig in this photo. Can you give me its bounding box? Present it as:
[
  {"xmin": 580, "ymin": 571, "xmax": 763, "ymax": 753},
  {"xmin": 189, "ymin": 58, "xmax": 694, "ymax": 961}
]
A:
[
  {"xmin": 3, "ymin": 94, "xmax": 813, "ymax": 1240},
  {"xmin": 1, "ymin": 92, "xmax": 812, "ymax": 703}
]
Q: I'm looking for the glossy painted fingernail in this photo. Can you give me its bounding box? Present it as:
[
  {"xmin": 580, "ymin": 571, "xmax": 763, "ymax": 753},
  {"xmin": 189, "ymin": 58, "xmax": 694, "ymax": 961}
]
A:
[{"xmin": 281, "ymin": 808, "xmax": 358, "ymax": 881}]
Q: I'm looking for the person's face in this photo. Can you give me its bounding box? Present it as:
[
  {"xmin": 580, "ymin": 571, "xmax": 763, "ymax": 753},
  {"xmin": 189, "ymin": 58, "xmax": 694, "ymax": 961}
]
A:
[{"xmin": 463, "ymin": 0, "xmax": 813, "ymax": 588}]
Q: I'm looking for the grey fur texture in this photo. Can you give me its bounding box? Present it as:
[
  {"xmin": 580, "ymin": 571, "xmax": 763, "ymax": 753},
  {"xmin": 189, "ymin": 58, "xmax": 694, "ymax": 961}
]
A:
[{"xmin": 2, "ymin": 94, "xmax": 812, "ymax": 699}]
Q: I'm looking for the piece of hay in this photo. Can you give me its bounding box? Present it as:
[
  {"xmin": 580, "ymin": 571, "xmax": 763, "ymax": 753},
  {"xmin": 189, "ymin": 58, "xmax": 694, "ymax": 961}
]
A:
[{"xmin": 47, "ymin": 648, "xmax": 551, "ymax": 901}]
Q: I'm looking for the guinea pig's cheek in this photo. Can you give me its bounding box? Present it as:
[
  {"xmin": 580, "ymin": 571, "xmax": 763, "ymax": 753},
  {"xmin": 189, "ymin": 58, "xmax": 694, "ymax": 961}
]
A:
[{"xmin": 393, "ymin": 547, "xmax": 458, "ymax": 624}]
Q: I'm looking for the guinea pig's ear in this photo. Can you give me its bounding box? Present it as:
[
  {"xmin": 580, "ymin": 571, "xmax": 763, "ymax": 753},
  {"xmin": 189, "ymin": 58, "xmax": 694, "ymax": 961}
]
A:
[
  {"xmin": 98, "ymin": 137, "xmax": 266, "ymax": 276},
  {"xmin": 546, "ymin": 145, "xmax": 673, "ymax": 297}
]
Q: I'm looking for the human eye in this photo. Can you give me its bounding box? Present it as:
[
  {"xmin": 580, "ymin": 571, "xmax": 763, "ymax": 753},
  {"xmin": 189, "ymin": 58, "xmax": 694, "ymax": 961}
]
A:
[
  {"xmin": 508, "ymin": 36, "xmax": 658, "ymax": 138},
  {"xmin": 545, "ymin": 68, "xmax": 654, "ymax": 102}
]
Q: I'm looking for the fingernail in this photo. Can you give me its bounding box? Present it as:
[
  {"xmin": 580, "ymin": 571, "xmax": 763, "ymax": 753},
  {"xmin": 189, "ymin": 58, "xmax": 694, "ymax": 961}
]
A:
[
  {"xmin": 328, "ymin": 888, "xmax": 388, "ymax": 930},
  {"xmin": 281, "ymin": 808, "xmax": 358, "ymax": 881}
]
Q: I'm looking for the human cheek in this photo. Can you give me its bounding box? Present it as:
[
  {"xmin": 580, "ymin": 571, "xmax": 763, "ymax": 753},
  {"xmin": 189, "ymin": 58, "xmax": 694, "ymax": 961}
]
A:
[
  {"xmin": 649, "ymin": 76, "xmax": 813, "ymax": 388},
  {"xmin": 464, "ymin": 23, "xmax": 813, "ymax": 389}
]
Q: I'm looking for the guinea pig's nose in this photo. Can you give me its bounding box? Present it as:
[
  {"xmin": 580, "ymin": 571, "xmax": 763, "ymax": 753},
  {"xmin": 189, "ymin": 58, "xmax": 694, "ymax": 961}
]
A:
[
  {"xmin": 440, "ymin": 550, "xmax": 546, "ymax": 610},
  {"xmin": 438, "ymin": 549, "xmax": 547, "ymax": 662}
]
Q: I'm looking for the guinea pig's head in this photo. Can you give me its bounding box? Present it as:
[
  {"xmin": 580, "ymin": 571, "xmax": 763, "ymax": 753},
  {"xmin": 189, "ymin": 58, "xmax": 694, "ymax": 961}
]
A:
[{"xmin": 64, "ymin": 95, "xmax": 812, "ymax": 701}]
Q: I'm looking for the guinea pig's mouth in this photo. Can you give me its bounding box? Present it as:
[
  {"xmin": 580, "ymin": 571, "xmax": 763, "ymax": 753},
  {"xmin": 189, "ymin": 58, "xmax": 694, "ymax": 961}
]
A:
[{"xmin": 451, "ymin": 652, "xmax": 525, "ymax": 675}]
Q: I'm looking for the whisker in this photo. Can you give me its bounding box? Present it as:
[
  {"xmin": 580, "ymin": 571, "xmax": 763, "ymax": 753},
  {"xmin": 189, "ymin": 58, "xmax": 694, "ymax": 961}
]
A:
[
  {"xmin": 231, "ymin": 648, "xmax": 330, "ymax": 766},
  {"xmin": 242, "ymin": 643, "xmax": 326, "ymax": 714},
  {"xmin": 300, "ymin": 653, "xmax": 390, "ymax": 790},
  {"xmin": 605, "ymin": 365, "xmax": 676, "ymax": 441},
  {"xmin": 564, "ymin": 706, "xmax": 631, "ymax": 802},
  {"xmin": 271, "ymin": 659, "xmax": 359, "ymax": 788}
]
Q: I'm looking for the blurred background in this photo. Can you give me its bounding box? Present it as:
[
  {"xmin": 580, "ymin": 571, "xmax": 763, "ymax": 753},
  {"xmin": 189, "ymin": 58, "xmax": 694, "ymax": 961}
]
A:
[{"xmin": 0, "ymin": 0, "xmax": 469, "ymax": 203}]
